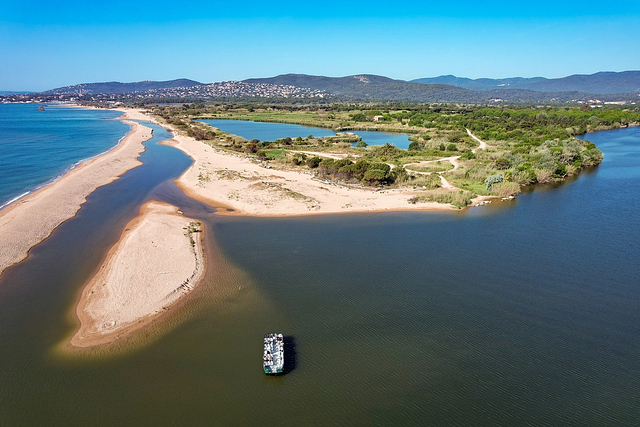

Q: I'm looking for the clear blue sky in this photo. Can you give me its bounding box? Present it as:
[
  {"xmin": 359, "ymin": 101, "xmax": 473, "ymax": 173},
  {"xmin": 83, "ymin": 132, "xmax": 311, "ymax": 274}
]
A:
[{"xmin": 2, "ymin": 0, "xmax": 639, "ymax": 91}]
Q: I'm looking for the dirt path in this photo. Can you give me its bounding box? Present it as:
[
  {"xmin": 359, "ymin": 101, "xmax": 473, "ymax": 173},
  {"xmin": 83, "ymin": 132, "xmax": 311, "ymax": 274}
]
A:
[{"xmin": 466, "ymin": 129, "xmax": 488, "ymax": 152}]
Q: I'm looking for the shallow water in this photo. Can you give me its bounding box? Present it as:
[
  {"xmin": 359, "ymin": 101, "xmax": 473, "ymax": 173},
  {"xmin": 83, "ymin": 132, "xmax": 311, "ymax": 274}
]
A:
[{"xmin": 0, "ymin": 116, "xmax": 638, "ymax": 425}]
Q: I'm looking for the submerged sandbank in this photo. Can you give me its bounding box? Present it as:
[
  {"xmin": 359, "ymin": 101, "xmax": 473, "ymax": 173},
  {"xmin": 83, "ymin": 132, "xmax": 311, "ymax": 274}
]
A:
[
  {"xmin": 0, "ymin": 118, "xmax": 151, "ymax": 277},
  {"xmin": 71, "ymin": 200, "xmax": 205, "ymax": 348}
]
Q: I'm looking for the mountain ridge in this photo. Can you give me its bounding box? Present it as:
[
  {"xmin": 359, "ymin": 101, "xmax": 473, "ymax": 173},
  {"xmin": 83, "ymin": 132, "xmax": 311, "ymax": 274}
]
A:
[
  {"xmin": 411, "ymin": 71, "xmax": 640, "ymax": 94},
  {"xmin": 42, "ymin": 78, "xmax": 202, "ymax": 95}
]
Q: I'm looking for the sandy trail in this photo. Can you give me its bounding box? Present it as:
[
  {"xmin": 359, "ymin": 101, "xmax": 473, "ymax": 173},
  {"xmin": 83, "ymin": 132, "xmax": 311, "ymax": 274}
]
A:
[
  {"xmin": 467, "ymin": 129, "xmax": 488, "ymax": 152},
  {"xmin": 71, "ymin": 200, "xmax": 204, "ymax": 347},
  {"xmin": 0, "ymin": 119, "xmax": 151, "ymax": 277}
]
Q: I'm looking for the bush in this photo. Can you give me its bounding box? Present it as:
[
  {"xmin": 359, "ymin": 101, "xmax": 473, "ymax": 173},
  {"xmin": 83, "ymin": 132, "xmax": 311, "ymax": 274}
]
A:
[
  {"xmin": 306, "ymin": 156, "xmax": 321, "ymax": 168},
  {"xmin": 492, "ymin": 182, "xmax": 521, "ymax": 197},
  {"xmin": 484, "ymin": 173, "xmax": 505, "ymax": 190},
  {"xmin": 535, "ymin": 169, "xmax": 553, "ymax": 183},
  {"xmin": 494, "ymin": 157, "xmax": 510, "ymax": 170},
  {"xmin": 554, "ymin": 163, "xmax": 568, "ymax": 177},
  {"xmin": 408, "ymin": 141, "xmax": 421, "ymax": 151},
  {"xmin": 363, "ymin": 169, "xmax": 388, "ymax": 185},
  {"xmin": 356, "ymin": 140, "xmax": 368, "ymax": 148},
  {"xmin": 447, "ymin": 143, "xmax": 458, "ymax": 151},
  {"xmin": 409, "ymin": 190, "xmax": 476, "ymax": 209}
]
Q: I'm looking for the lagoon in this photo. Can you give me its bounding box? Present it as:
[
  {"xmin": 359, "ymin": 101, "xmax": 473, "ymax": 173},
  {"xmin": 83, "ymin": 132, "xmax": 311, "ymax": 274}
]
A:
[{"xmin": 200, "ymin": 118, "xmax": 413, "ymax": 149}]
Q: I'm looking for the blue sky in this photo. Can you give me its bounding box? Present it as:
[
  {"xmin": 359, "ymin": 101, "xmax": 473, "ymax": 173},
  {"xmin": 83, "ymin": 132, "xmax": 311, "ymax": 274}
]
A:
[{"xmin": 1, "ymin": 0, "xmax": 639, "ymax": 91}]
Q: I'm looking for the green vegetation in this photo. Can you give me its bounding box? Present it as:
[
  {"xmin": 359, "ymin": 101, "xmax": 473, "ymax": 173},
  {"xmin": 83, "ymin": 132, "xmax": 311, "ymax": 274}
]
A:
[{"xmin": 149, "ymin": 103, "xmax": 640, "ymax": 206}]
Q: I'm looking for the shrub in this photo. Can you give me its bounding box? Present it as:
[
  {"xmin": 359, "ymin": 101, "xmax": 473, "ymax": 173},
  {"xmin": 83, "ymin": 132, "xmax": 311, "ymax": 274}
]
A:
[
  {"xmin": 356, "ymin": 140, "xmax": 368, "ymax": 148},
  {"xmin": 408, "ymin": 141, "xmax": 421, "ymax": 151},
  {"xmin": 492, "ymin": 182, "xmax": 521, "ymax": 197},
  {"xmin": 494, "ymin": 157, "xmax": 510, "ymax": 170},
  {"xmin": 409, "ymin": 190, "xmax": 476, "ymax": 209},
  {"xmin": 363, "ymin": 169, "xmax": 388, "ymax": 185},
  {"xmin": 484, "ymin": 173, "xmax": 505, "ymax": 190},
  {"xmin": 447, "ymin": 143, "xmax": 458, "ymax": 151},
  {"xmin": 535, "ymin": 169, "xmax": 553, "ymax": 183},
  {"xmin": 554, "ymin": 163, "xmax": 568, "ymax": 177},
  {"xmin": 306, "ymin": 156, "xmax": 321, "ymax": 168}
]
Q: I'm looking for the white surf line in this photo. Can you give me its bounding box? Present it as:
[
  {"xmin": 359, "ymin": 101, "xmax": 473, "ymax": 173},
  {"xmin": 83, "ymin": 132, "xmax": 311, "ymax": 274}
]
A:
[{"xmin": 466, "ymin": 129, "xmax": 488, "ymax": 152}]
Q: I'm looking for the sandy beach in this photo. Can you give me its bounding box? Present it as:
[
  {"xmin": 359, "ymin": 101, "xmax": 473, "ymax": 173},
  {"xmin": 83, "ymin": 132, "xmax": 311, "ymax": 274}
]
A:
[
  {"xmin": 0, "ymin": 117, "xmax": 151, "ymax": 277},
  {"xmin": 71, "ymin": 200, "xmax": 204, "ymax": 347}
]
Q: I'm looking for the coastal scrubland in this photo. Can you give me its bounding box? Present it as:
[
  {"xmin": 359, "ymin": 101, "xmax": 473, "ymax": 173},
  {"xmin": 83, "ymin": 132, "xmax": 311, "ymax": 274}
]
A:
[{"xmin": 148, "ymin": 103, "xmax": 639, "ymax": 205}]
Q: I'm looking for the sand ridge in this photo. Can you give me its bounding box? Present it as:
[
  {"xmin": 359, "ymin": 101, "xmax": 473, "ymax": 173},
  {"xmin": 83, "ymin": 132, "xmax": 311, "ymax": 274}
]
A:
[
  {"xmin": 71, "ymin": 200, "xmax": 205, "ymax": 347},
  {"xmin": 0, "ymin": 118, "xmax": 151, "ymax": 277}
]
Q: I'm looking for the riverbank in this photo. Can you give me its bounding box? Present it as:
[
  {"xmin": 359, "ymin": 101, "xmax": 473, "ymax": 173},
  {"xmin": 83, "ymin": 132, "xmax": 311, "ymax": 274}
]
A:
[
  {"xmin": 0, "ymin": 118, "xmax": 151, "ymax": 277},
  {"xmin": 71, "ymin": 200, "xmax": 205, "ymax": 348}
]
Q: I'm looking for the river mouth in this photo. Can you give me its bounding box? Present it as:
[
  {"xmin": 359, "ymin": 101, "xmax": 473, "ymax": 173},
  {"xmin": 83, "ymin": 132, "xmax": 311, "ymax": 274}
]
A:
[{"xmin": 0, "ymin": 123, "xmax": 638, "ymax": 426}]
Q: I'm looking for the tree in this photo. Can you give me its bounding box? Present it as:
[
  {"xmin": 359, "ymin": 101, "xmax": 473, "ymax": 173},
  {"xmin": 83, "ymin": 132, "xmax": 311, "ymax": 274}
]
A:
[{"xmin": 408, "ymin": 141, "xmax": 421, "ymax": 151}]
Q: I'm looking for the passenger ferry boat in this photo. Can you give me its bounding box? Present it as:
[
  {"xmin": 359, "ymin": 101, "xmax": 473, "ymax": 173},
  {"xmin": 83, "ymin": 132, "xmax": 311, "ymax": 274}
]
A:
[{"xmin": 263, "ymin": 333, "xmax": 284, "ymax": 374}]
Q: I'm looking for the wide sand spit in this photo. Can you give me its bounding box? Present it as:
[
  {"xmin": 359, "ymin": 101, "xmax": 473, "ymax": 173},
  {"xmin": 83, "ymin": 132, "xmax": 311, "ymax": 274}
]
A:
[
  {"xmin": 123, "ymin": 108, "xmax": 484, "ymax": 216},
  {"xmin": 71, "ymin": 200, "xmax": 205, "ymax": 347},
  {"xmin": 0, "ymin": 118, "xmax": 151, "ymax": 277}
]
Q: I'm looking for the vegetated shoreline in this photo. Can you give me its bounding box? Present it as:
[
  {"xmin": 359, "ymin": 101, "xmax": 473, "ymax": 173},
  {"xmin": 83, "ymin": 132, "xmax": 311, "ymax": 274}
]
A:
[
  {"xmin": 116, "ymin": 109, "xmax": 486, "ymax": 217},
  {"xmin": 0, "ymin": 116, "xmax": 152, "ymax": 278},
  {"xmin": 70, "ymin": 200, "xmax": 205, "ymax": 348}
]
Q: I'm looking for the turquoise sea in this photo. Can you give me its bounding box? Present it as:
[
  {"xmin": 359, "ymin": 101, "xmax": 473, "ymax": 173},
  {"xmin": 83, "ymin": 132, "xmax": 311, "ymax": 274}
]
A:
[
  {"xmin": 0, "ymin": 108, "xmax": 638, "ymax": 425},
  {"xmin": 0, "ymin": 104, "xmax": 128, "ymax": 208}
]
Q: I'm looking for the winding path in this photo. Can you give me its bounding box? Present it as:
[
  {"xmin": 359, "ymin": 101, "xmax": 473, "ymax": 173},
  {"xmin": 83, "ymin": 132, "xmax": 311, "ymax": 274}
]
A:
[{"xmin": 466, "ymin": 129, "xmax": 488, "ymax": 152}]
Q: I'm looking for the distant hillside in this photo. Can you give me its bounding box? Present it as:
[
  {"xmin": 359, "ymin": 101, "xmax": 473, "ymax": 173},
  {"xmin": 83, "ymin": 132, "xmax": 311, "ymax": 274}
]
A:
[
  {"xmin": 411, "ymin": 71, "xmax": 640, "ymax": 94},
  {"xmin": 43, "ymin": 79, "xmax": 202, "ymax": 95},
  {"xmin": 410, "ymin": 75, "xmax": 547, "ymax": 91},
  {"xmin": 0, "ymin": 90, "xmax": 36, "ymax": 95},
  {"xmin": 243, "ymin": 74, "xmax": 635, "ymax": 103},
  {"xmin": 24, "ymin": 73, "xmax": 638, "ymax": 104},
  {"xmin": 244, "ymin": 74, "xmax": 482, "ymax": 102},
  {"xmin": 523, "ymin": 71, "xmax": 640, "ymax": 94}
]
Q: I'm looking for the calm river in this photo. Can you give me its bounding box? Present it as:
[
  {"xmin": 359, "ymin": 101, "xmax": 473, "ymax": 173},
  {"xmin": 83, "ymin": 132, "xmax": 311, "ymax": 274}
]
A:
[{"xmin": 0, "ymin": 120, "xmax": 638, "ymax": 426}]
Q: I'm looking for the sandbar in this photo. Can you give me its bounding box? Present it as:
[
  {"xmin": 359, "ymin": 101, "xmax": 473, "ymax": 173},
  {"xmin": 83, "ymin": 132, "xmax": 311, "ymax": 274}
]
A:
[
  {"xmin": 0, "ymin": 118, "xmax": 151, "ymax": 277},
  {"xmin": 71, "ymin": 200, "xmax": 205, "ymax": 347}
]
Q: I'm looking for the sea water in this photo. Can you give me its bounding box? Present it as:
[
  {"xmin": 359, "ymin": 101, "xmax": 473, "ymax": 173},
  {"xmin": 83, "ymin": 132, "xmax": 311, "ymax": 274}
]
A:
[
  {"xmin": 0, "ymin": 119, "xmax": 638, "ymax": 426},
  {"xmin": 0, "ymin": 104, "xmax": 129, "ymax": 208}
]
